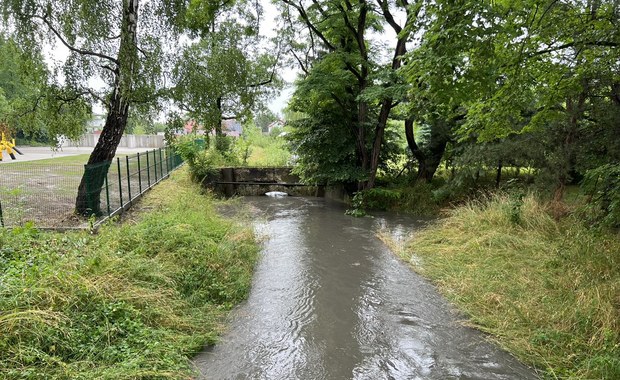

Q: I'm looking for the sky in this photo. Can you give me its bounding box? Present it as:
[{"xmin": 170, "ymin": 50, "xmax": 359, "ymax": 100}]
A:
[
  {"xmin": 42, "ymin": 1, "xmax": 402, "ymax": 119},
  {"xmin": 43, "ymin": 0, "xmax": 296, "ymax": 118},
  {"xmin": 261, "ymin": 0, "xmax": 297, "ymax": 116}
]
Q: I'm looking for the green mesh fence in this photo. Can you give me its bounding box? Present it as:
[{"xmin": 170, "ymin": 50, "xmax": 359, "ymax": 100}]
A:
[{"xmin": 0, "ymin": 147, "xmax": 183, "ymax": 228}]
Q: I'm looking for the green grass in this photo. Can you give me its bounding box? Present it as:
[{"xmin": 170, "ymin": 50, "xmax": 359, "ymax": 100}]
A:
[
  {"xmin": 399, "ymin": 194, "xmax": 620, "ymax": 379},
  {"xmin": 22, "ymin": 154, "xmax": 92, "ymax": 165},
  {"xmin": 0, "ymin": 170, "xmax": 260, "ymax": 379},
  {"xmin": 246, "ymin": 145, "xmax": 290, "ymax": 167}
]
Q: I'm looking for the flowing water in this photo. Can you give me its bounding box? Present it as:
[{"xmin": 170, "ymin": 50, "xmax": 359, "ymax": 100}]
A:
[{"xmin": 194, "ymin": 197, "xmax": 538, "ymax": 380}]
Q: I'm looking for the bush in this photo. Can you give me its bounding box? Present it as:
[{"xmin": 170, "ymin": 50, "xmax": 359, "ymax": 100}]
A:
[
  {"xmin": 581, "ymin": 163, "xmax": 620, "ymax": 228},
  {"xmin": 171, "ymin": 135, "xmax": 239, "ymax": 183},
  {"xmin": 345, "ymin": 183, "xmax": 440, "ymax": 217}
]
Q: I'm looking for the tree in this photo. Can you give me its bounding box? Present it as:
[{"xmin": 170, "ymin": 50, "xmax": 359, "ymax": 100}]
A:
[
  {"xmin": 254, "ymin": 108, "xmax": 278, "ymax": 133},
  {"xmin": 171, "ymin": 3, "xmax": 282, "ymax": 152},
  {"xmin": 281, "ymin": 0, "xmax": 420, "ymax": 190},
  {"xmin": 0, "ymin": 34, "xmax": 89, "ymax": 143},
  {"xmin": 0, "ymin": 0, "xmax": 201, "ymax": 215},
  {"xmin": 399, "ymin": 0, "xmax": 620, "ymax": 194}
]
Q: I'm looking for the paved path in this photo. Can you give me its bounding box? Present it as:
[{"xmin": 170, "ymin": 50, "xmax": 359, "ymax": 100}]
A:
[{"xmin": 1, "ymin": 146, "xmax": 155, "ymax": 163}]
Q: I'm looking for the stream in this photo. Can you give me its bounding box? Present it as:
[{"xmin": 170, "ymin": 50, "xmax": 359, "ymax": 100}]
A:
[{"xmin": 194, "ymin": 196, "xmax": 538, "ymax": 380}]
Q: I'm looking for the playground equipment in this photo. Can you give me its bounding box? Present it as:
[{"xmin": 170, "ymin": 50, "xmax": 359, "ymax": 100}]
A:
[{"xmin": 0, "ymin": 124, "xmax": 24, "ymax": 161}]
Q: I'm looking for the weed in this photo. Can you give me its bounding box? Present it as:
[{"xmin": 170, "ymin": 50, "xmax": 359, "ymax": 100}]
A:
[{"xmin": 345, "ymin": 192, "xmax": 367, "ymax": 217}]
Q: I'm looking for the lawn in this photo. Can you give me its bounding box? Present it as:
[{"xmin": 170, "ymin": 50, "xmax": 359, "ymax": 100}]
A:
[{"xmin": 0, "ymin": 150, "xmax": 179, "ymax": 228}]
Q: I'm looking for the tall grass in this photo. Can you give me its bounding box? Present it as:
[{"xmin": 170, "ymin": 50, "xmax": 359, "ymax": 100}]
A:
[
  {"xmin": 0, "ymin": 170, "xmax": 259, "ymax": 379},
  {"xmin": 402, "ymin": 194, "xmax": 620, "ymax": 379}
]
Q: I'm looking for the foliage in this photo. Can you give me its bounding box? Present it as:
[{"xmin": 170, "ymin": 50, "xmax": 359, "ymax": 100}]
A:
[
  {"xmin": 171, "ymin": 4, "xmax": 282, "ymax": 145},
  {"xmin": 402, "ymin": 0, "xmax": 620, "ymax": 194},
  {"xmin": 345, "ymin": 192, "xmax": 367, "ymax": 217},
  {"xmin": 0, "ymin": 171, "xmax": 259, "ymax": 379},
  {"xmin": 402, "ymin": 194, "xmax": 620, "ymax": 379},
  {"xmin": 0, "ymin": 35, "xmax": 90, "ymax": 143},
  {"xmin": 0, "ymin": 0, "xmax": 186, "ymax": 126},
  {"xmin": 240, "ymin": 123, "xmax": 290, "ymax": 167},
  {"xmin": 581, "ymin": 163, "xmax": 620, "ymax": 228},
  {"xmin": 171, "ymin": 135, "xmax": 238, "ymax": 183},
  {"xmin": 358, "ymin": 188, "xmax": 401, "ymax": 211},
  {"xmin": 280, "ymin": 0, "xmax": 417, "ymax": 189},
  {"xmin": 345, "ymin": 183, "xmax": 439, "ymax": 217},
  {"xmin": 253, "ymin": 108, "xmax": 279, "ymax": 133}
]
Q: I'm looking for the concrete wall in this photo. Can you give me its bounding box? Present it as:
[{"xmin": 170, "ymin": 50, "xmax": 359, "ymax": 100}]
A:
[
  {"xmin": 202, "ymin": 167, "xmax": 355, "ymax": 202},
  {"xmin": 204, "ymin": 167, "xmax": 322, "ymax": 197},
  {"xmin": 65, "ymin": 134, "xmax": 165, "ymax": 149}
]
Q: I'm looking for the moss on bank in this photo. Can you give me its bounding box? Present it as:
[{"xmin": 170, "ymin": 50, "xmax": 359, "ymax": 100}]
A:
[
  {"xmin": 401, "ymin": 195, "xmax": 620, "ymax": 379},
  {"xmin": 0, "ymin": 171, "xmax": 259, "ymax": 379}
]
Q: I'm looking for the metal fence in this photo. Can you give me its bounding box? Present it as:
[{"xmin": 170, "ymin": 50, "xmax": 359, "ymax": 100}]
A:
[{"xmin": 0, "ymin": 147, "xmax": 183, "ymax": 229}]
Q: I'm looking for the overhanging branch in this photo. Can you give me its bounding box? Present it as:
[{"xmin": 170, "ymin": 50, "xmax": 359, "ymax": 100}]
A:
[{"xmin": 35, "ymin": 13, "xmax": 119, "ymax": 65}]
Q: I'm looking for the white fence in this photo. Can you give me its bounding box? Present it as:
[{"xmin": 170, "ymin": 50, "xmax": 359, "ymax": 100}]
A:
[{"xmin": 65, "ymin": 134, "xmax": 165, "ymax": 149}]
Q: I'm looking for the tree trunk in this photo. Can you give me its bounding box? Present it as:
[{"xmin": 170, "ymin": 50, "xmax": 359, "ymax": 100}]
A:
[
  {"xmin": 365, "ymin": 99, "xmax": 391, "ymax": 189},
  {"xmin": 554, "ymin": 89, "xmax": 587, "ymax": 202},
  {"xmin": 75, "ymin": 0, "xmax": 139, "ymax": 215},
  {"xmin": 405, "ymin": 119, "xmax": 449, "ymax": 183},
  {"xmin": 496, "ymin": 160, "xmax": 503, "ymax": 188},
  {"xmin": 364, "ymin": 28, "xmax": 409, "ymax": 190},
  {"xmin": 215, "ymin": 96, "xmax": 228, "ymax": 153}
]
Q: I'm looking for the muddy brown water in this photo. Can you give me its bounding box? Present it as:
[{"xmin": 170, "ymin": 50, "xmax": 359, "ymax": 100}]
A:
[{"xmin": 194, "ymin": 196, "xmax": 539, "ymax": 380}]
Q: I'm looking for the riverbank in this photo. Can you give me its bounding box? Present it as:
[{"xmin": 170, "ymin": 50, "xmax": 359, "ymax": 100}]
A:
[
  {"xmin": 399, "ymin": 194, "xmax": 620, "ymax": 379},
  {"xmin": 0, "ymin": 170, "xmax": 259, "ymax": 379}
]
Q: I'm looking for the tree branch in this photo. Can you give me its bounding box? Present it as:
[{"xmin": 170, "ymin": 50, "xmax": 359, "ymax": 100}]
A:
[
  {"xmin": 282, "ymin": 0, "xmax": 337, "ymax": 51},
  {"xmin": 529, "ymin": 40, "xmax": 619, "ymax": 58},
  {"xmin": 376, "ymin": 0, "xmax": 401, "ymax": 34},
  {"xmin": 35, "ymin": 13, "xmax": 119, "ymax": 65},
  {"xmin": 14, "ymin": 94, "xmax": 45, "ymax": 118},
  {"xmin": 290, "ymin": 48, "xmax": 309, "ymax": 75},
  {"xmin": 85, "ymin": 88, "xmax": 110, "ymax": 110}
]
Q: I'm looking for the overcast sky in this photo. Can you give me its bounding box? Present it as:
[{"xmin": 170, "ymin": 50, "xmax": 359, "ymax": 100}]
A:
[{"xmin": 43, "ymin": 0, "xmax": 296, "ymax": 117}]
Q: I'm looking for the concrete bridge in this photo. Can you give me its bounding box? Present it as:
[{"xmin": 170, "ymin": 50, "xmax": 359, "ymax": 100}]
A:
[{"xmin": 204, "ymin": 167, "xmax": 325, "ymax": 197}]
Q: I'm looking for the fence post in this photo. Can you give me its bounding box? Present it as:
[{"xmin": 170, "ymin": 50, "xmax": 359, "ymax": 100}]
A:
[
  {"xmin": 126, "ymin": 155, "xmax": 132, "ymax": 204},
  {"xmin": 146, "ymin": 150, "xmax": 151, "ymax": 187},
  {"xmin": 137, "ymin": 152, "xmax": 142, "ymax": 193},
  {"xmin": 164, "ymin": 147, "xmax": 170, "ymax": 176},
  {"xmin": 169, "ymin": 148, "xmax": 172, "ymax": 171},
  {"xmin": 105, "ymin": 173, "xmax": 111, "ymax": 216},
  {"xmin": 165, "ymin": 147, "xmax": 170, "ymax": 174},
  {"xmin": 84, "ymin": 163, "xmax": 93, "ymax": 215},
  {"xmin": 153, "ymin": 149, "xmax": 158, "ymax": 182},
  {"xmin": 117, "ymin": 157, "xmax": 123, "ymax": 209},
  {"xmin": 0, "ymin": 200, "xmax": 4, "ymax": 228},
  {"xmin": 158, "ymin": 148, "xmax": 164, "ymax": 178}
]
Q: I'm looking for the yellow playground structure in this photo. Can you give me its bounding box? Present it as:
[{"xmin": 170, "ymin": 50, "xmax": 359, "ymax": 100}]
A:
[{"xmin": 0, "ymin": 124, "xmax": 24, "ymax": 161}]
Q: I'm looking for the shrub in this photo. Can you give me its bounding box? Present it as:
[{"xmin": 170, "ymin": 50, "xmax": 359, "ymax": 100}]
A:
[{"xmin": 581, "ymin": 163, "xmax": 620, "ymax": 228}]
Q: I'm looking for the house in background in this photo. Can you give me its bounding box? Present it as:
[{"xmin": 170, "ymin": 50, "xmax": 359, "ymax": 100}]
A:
[
  {"xmin": 265, "ymin": 120, "xmax": 285, "ymax": 134},
  {"xmin": 222, "ymin": 119, "xmax": 242, "ymax": 137},
  {"xmin": 183, "ymin": 120, "xmax": 205, "ymax": 135},
  {"xmin": 180, "ymin": 119, "xmax": 243, "ymax": 137},
  {"xmin": 87, "ymin": 113, "xmax": 106, "ymax": 133}
]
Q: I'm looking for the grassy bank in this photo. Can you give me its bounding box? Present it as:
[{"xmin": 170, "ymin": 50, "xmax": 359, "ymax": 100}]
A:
[
  {"xmin": 0, "ymin": 171, "xmax": 259, "ymax": 379},
  {"xmin": 400, "ymin": 195, "xmax": 620, "ymax": 379}
]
